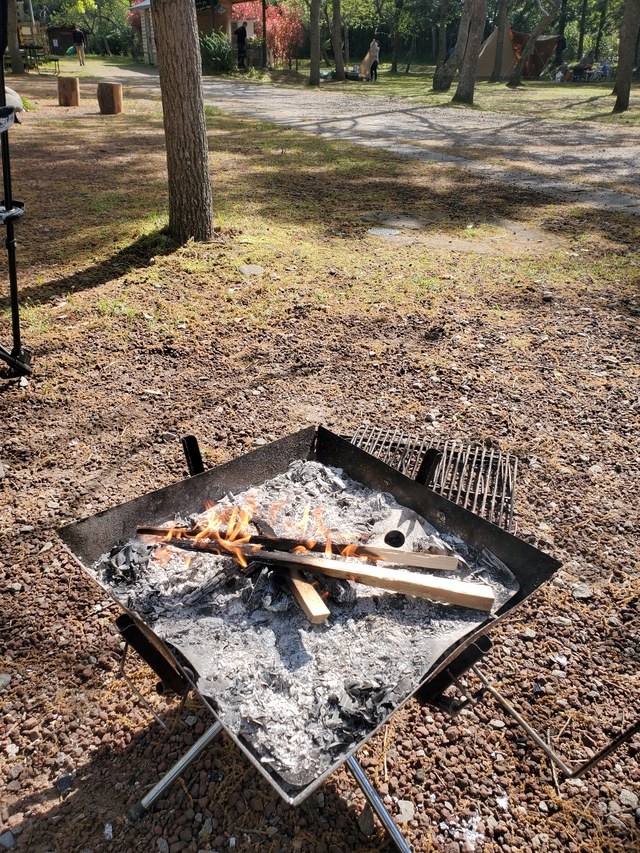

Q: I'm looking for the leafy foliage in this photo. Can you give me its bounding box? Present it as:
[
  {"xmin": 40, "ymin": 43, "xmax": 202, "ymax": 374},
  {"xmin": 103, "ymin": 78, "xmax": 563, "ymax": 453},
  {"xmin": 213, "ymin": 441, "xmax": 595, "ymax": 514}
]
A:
[
  {"xmin": 200, "ymin": 31, "xmax": 236, "ymax": 73},
  {"xmin": 234, "ymin": 1, "xmax": 305, "ymax": 64},
  {"xmin": 45, "ymin": 0, "xmax": 132, "ymax": 55}
]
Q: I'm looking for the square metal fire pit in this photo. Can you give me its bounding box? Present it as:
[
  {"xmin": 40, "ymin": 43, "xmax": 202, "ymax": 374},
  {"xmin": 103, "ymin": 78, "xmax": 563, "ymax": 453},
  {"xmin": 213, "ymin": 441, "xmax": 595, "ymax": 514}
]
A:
[{"xmin": 58, "ymin": 426, "xmax": 559, "ymax": 806}]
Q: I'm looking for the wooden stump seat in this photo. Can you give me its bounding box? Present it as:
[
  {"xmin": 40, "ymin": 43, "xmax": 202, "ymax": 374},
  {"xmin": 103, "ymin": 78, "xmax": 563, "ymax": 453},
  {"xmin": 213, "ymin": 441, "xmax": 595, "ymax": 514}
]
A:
[
  {"xmin": 57, "ymin": 77, "xmax": 80, "ymax": 107},
  {"xmin": 97, "ymin": 82, "xmax": 123, "ymax": 115}
]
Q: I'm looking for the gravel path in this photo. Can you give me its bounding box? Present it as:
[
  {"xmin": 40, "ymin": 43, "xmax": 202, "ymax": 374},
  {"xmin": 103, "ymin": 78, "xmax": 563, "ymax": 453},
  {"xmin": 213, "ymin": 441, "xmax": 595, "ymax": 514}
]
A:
[
  {"xmin": 195, "ymin": 79, "xmax": 640, "ymax": 214},
  {"xmin": 99, "ymin": 66, "xmax": 640, "ymax": 214}
]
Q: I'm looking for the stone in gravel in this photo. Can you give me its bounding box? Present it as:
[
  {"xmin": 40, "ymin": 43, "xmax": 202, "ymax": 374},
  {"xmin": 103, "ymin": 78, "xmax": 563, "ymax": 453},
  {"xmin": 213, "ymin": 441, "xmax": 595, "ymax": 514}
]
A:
[
  {"xmin": 157, "ymin": 839, "xmax": 169, "ymax": 853},
  {"xmin": 161, "ymin": 432, "xmax": 177, "ymax": 442},
  {"xmin": 0, "ymin": 831, "xmax": 15, "ymax": 851},
  {"xmin": 542, "ymin": 292, "xmax": 554, "ymax": 302},
  {"xmin": 185, "ymin": 716, "xmax": 197, "ymax": 727},
  {"xmin": 315, "ymin": 793, "xmax": 325, "ymax": 808},
  {"xmin": 396, "ymin": 800, "xmax": 415, "ymax": 824},
  {"xmin": 0, "ymin": 674, "xmax": 11, "ymax": 692},
  {"xmin": 619, "ymin": 789, "xmax": 638, "ymax": 809},
  {"xmin": 572, "ymin": 583, "xmax": 594, "ymax": 600},
  {"xmin": 606, "ymin": 815, "xmax": 626, "ymax": 829},
  {"xmin": 239, "ymin": 265, "xmax": 264, "ymax": 277},
  {"xmin": 521, "ymin": 628, "xmax": 537, "ymax": 640},
  {"xmin": 607, "ymin": 616, "xmax": 621, "ymax": 627},
  {"xmin": 55, "ymin": 774, "xmax": 73, "ymax": 795},
  {"xmin": 490, "ymin": 719, "xmax": 506, "ymax": 729},
  {"xmin": 357, "ymin": 803, "xmax": 375, "ymax": 835},
  {"xmin": 198, "ymin": 818, "xmax": 212, "ymax": 839}
]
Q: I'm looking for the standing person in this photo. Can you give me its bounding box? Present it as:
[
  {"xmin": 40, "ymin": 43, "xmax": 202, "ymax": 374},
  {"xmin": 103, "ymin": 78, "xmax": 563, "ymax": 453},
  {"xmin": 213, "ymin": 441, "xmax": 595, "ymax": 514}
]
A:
[
  {"xmin": 72, "ymin": 23, "xmax": 87, "ymax": 66},
  {"xmin": 235, "ymin": 21, "xmax": 247, "ymax": 69},
  {"xmin": 369, "ymin": 38, "xmax": 380, "ymax": 81}
]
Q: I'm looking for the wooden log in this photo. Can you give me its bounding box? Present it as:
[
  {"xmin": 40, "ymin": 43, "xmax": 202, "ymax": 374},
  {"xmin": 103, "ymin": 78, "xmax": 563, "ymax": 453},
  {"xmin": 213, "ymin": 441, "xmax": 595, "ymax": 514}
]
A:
[
  {"xmin": 97, "ymin": 82, "xmax": 123, "ymax": 115},
  {"xmin": 285, "ymin": 567, "xmax": 330, "ymax": 624},
  {"xmin": 137, "ymin": 527, "xmax": 458, "ymax": 571},
  {"xmin": 237, "ymin": 548, "xmax": 495, "ymax": 612},
  {"xmin": 58, "ymin": 77, "xmax": 80, "ymax": 107}
]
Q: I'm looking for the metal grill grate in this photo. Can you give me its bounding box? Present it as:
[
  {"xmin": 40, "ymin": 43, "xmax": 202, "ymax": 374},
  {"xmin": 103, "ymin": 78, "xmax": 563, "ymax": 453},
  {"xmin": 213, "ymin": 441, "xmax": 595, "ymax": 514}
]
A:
[{"xmin": 348, "ymin": 425, "xmax": 517, "ymax": 533}]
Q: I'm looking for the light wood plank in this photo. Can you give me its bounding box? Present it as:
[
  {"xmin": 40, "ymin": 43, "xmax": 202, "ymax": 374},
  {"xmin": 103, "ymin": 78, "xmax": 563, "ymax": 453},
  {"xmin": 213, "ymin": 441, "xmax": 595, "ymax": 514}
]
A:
[
  {"xmin": 240, "ymin": 547, "xmax": 494, "ymax": 611},
  {"xmin": 285, "ymin": 568, "xmax": 331, "ymax": 624}
]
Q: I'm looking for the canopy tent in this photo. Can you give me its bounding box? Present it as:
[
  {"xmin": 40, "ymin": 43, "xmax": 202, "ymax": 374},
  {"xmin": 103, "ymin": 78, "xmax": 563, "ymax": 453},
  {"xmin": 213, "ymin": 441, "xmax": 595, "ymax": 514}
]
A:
[{"xmin": 476, "ymin": 25, "xmax": 559, "ymax": 78}]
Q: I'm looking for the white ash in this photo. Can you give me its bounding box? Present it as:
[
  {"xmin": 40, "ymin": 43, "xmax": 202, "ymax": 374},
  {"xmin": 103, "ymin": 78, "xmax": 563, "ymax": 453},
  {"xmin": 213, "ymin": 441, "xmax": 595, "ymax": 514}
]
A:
[{"xmin": 92, "ymin": 460, "xmax": 519, "ymax": 791}]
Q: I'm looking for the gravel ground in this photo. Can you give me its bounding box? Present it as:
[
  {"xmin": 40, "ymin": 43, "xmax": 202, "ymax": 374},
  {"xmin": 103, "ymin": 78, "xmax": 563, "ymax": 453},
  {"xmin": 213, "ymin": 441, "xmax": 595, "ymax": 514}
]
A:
[
  {"xmin": 194, "ymin": 79, "xmax": 640, "ymax": 196},
  {"xmin": 1, "ymin": 77, "xmax": 639, "ymax": 853}
]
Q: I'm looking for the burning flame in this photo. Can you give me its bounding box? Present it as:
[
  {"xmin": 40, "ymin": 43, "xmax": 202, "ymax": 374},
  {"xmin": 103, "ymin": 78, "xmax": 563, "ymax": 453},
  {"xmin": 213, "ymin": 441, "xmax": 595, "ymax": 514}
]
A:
[{"xmin": 150, "ymin": 495, "xmax": 374, "ymax": 568}]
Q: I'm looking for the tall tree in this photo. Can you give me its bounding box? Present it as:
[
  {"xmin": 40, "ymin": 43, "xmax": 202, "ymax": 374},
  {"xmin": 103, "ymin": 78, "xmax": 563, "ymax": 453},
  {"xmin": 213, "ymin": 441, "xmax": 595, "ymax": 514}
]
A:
[
  {"xmin": 489, "ymin": 0, "xmax": 508, "ymax": 82},
  {"xmin": 506, "ymin": 1, "xmax": 559, "ymax": 87},
  {"xmin": 577, "ymin": 0, "xmax": 589, "ymax": 57},
  {"xmin": 613, "ymin": 0, "xmax": 640, "ymax": 112},
  {"xmin": 436, "ymin": 0, "xmax": 448, "ymax": 68},
  {"xmin": 452, "ymin": 0, "xmax": 487, "ymax": 102},
  {"xmin": 309, "ymin": 0, "xmax": 321, "ymax": 84},
  {"xmin": 593, "ymin": 0, "xmax": 609, "ymax": 58},
  {"xmin": 433, "ymin": 0, "xmax": 473, "ymax": 91},
  {"xmin": 150, "ymin": 0, "xmax": 213, "ymax": 243},
  {"xmin": 7, "ymin": 0, "xmax": 25, "ymax": 74},
  {"xmin": 331, "ymin": 0, "xmax": 346, "ymax": 78}
]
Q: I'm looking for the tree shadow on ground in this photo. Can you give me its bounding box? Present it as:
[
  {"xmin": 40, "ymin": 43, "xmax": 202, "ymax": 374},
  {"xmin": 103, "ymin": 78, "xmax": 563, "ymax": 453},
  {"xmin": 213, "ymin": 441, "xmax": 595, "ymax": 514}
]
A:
[{"xmin": 0, "ymin": 230, "xmax": 178, "ymax": 311}]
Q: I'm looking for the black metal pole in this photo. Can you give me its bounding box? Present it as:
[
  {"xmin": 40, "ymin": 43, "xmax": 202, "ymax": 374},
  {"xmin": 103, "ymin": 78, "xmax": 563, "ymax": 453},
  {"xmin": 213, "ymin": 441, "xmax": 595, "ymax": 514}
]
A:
[{"xmin": 0, "ymin": 56, "xmax": 31, "ymax": 375}]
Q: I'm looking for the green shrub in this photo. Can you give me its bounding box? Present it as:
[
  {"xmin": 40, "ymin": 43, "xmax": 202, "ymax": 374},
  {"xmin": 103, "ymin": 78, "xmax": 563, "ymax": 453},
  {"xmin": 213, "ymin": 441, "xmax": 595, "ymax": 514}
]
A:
[{"xmin": 200, "ymin": 32, "xmax": 235, "ymax": 74}]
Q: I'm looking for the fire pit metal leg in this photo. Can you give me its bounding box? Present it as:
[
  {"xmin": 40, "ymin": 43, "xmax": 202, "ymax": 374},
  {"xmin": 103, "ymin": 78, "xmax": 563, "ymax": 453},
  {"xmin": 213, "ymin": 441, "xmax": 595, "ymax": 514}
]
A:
[
  {"xmin": 130, "ymin": 721, "xmax": 223, "ymax": 821},
  {"xmin": 347, "ymin": 756, "xmax": 412, "ymax": 853}
]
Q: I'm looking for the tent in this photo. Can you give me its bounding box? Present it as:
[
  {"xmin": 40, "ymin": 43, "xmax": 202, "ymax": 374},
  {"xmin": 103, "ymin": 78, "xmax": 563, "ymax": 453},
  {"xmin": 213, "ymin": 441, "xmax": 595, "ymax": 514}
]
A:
[{"xmin": 476, "ymin": 25, "xmax": 559, "ymax": 78}]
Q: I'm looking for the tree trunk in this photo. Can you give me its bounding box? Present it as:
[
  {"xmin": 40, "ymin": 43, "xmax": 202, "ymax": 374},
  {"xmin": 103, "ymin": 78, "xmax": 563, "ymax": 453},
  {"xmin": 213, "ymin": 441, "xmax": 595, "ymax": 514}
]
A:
[
  {"xmin": 405, "ymin": 33, "xmax": 416, "ymax": 72},
  {"xmin": 506, "ymin": 3, "xmax": 559, "ymax": 88},
  {"xmin": 433, "ymin": 0, "xmax": 473, "ymax": 91},
  {"xmin": 309, "ymin": 0, "xmax": 321, "ymax": 85},
  {"xmin": 7, "ymin": 0, "xmax": 25, "ymax": 75},
  {"xmin": 343, "ymin": 18, "xmax": 350, "ymax": 66},
  {"xmin": 150, "ymin": 0, "xmax": 213, "ymax": 243},
  {"xmin": 613, "ymin": 0, "xmax": 640, "ymax": 112},
  {"xmin": 390, "ymin": 0, "xmax": 404, "ymax": 73},
  {"xmin": 58, "ymin": 77, "xmax": 80, "ymax": 106},
  {"xmin": 103, "ymin": 35, "xmax": 112, "ymax": 56},
  {"xmin": 489, "ymin": 0, "xmax": 508, "ymax": 82},
  {"xmin": 557, "ymin": 0, "xmax": 568, "ymax": 33},
  {"xmin": 331, "ymin": 0, "xmax": 345, "ymax": 79},
  {"xmin": 594, "ymin": 0, "xmax": 608, "ymax": 59},
  {"xmin": 97, "ymin": 82, "xmax": 123, "ymax": 114},
  {"xmin": 577, "ymin": 0, "xmax": 588, "ymax": 58},
  {"xmin": 436, "ymin": 0, "xmax": 448, "ymax": 68},
  {"xmin": 452, "ymin": 0, "xmax": 487, "ymax": 103},
  {"xmin": 391, "ymin": 26, "xmax": 399, "ymax": 72}
]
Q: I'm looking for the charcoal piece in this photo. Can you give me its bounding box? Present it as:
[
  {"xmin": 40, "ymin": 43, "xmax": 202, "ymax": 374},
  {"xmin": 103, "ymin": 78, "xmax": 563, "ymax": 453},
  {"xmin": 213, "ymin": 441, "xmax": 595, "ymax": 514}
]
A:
[{"xmin": 319, "ymin": 576, "xmax": 357, "ymax": 604}]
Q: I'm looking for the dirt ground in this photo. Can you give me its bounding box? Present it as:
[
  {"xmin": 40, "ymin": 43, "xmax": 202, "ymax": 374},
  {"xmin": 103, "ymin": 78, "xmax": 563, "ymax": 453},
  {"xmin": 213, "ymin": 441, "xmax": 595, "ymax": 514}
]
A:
[{"xmin": 1, "ymin": 77, "xmax": 639, "ymax": 853}]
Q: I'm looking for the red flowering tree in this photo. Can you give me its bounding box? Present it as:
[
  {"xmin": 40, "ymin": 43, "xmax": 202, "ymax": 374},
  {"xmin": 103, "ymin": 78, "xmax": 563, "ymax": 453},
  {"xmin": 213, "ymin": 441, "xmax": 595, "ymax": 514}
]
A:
[{"xmin": 233, "ymin": 1, "xmax": 304, "ymax": 65}]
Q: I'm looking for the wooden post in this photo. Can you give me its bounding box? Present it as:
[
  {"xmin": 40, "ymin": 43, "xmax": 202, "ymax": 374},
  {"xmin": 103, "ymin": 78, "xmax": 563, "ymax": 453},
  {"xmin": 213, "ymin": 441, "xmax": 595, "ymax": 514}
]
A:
[
  {"xmin": 57, "ymin": 77, "xmax": 80, "ymax": 107},
  {"xmin": 97, "ymin": 82, "xmax": 123, "ymax": 115}
]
